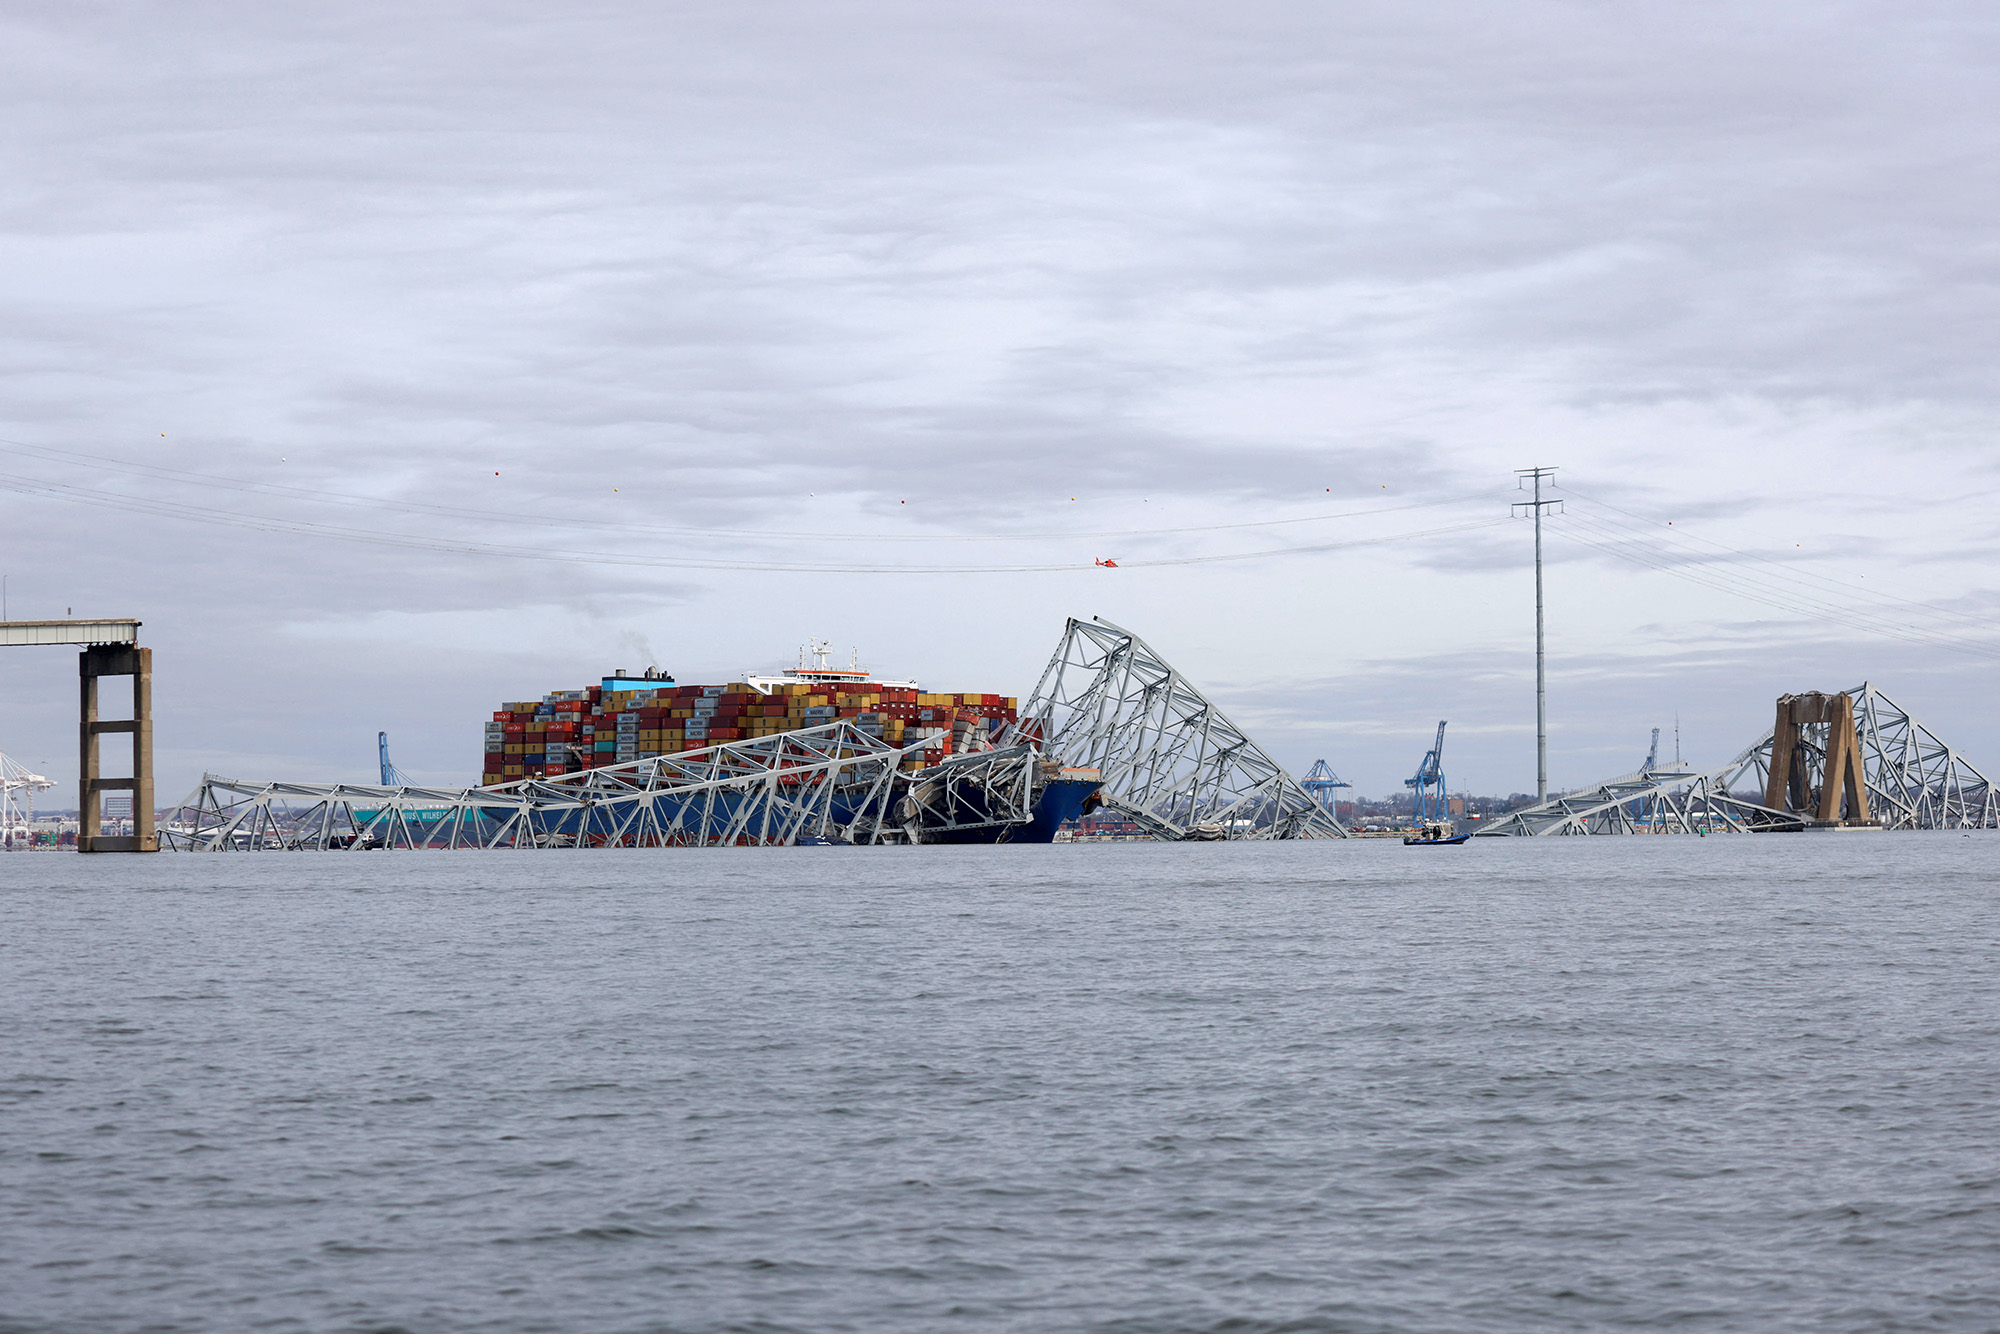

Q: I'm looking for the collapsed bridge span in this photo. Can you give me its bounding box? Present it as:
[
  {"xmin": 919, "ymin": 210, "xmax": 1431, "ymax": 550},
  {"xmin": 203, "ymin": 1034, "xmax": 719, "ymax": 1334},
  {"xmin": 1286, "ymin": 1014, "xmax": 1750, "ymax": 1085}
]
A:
[{"xmin": 1478, "ymin": 683, "xmax": 1997, "ymax": 836}]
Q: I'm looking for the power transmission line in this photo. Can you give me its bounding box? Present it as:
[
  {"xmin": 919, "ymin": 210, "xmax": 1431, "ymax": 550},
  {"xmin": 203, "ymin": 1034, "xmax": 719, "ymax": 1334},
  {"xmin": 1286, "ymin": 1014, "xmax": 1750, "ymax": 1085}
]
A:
[
  {"xmin": 0, "ymin": 469, "xmax": 1509, "ymax": 575},
  {"xmin": 1558, "ymin": 485, "xmax": 2000, "ymax": 641},
  {"xmin": 1549, "ymin": 508, "xmax": 2000, "ymax": 663},
  {"xmin": 0, "ymin": 436, "xmax": 1495, "ymax": 546}
]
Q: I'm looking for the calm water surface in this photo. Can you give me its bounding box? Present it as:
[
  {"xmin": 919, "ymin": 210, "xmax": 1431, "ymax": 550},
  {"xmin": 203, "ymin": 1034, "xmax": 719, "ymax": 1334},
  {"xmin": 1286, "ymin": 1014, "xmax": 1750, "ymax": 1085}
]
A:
[{"xmin": 3, "ymin": 834, "xmax": 1997, "ymax": 1332}]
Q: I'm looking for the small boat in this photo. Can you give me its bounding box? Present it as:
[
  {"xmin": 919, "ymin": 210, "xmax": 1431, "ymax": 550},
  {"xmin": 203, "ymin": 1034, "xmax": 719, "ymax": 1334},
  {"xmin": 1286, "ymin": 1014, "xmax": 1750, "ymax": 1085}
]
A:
[{"xmin": 1404, "ymin": 819, "xmax": 1469, "ymax": 846}]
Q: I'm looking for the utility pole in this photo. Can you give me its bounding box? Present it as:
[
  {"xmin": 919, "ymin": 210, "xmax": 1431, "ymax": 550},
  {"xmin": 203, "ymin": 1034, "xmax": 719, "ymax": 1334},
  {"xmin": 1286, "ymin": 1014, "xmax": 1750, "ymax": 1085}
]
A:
[{"xmin": 1513, "ymin": 467, "xmax": 1561, "ymax": 801}]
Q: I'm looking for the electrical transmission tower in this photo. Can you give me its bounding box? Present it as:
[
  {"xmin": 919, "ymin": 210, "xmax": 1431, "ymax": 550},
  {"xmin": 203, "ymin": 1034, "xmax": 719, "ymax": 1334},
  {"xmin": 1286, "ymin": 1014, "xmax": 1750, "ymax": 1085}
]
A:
[{"xmin": 1513, "ymin": 466, "xmax": 1562, "ymax": 800}]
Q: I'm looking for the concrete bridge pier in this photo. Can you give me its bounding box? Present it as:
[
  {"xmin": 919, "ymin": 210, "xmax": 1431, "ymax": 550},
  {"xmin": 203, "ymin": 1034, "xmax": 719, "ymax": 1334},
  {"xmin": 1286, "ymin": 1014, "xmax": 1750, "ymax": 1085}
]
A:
[
  {"xmin": 0, "ymin": 619, "xmax": 154, "ymax": 852},
  {"xmin": 80, "ymin": 643, "xmax": 155, "ymax": 853}
]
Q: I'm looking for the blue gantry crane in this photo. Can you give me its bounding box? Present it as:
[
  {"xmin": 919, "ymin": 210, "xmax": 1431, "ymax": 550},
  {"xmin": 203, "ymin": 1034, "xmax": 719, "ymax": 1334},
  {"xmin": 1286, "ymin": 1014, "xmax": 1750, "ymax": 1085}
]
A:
[
  {"xmin": 1640, "ymin": 727, "xmax": 1660, "ymax": 774},
  {"xmin": 1404, "ymin": 721, "xmax": 1448, "ymax": 824},
  {"xmin": 378, "ymin": 731, "xmax": 413, "ymax": 787},
  {"xmin": 1301, "ymin": 760, "xmax": 1352, "ymax": 819}
]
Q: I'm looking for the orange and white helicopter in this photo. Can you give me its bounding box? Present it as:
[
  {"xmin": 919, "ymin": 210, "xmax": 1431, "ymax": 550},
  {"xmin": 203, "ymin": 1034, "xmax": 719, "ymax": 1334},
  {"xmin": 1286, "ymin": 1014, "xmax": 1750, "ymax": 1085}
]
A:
[{"xmin": 1093, "ymin": 557, "xmax": 1119, "ymax": 568}]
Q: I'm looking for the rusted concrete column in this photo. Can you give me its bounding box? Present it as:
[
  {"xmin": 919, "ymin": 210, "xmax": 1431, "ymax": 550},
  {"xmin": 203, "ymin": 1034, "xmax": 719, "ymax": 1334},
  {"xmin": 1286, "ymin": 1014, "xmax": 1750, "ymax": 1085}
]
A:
[
  {"xmin": 1764, "ymin": 694, "xmax": 1799, "ymax": 812},
  {"xmin": 1762, "ymin": 690, "xmax": 1873, "ymax": 825},
  {"xmin": 1816, "ymin": 692, "xmax": 1871, "ymax": 825}
]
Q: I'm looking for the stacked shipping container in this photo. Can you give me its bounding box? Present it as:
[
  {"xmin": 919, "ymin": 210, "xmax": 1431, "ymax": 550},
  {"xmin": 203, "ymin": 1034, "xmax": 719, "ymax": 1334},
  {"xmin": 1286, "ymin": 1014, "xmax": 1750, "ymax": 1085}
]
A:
[{"xmin": 481, "ymin": 679, "xmax": 1019, "ymax": 785}]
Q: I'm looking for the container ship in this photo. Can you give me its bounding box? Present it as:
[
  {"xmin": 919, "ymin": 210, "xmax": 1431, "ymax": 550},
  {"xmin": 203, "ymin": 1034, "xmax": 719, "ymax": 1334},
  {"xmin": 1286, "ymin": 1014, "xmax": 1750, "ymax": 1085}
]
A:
[{"xmin": 479, "ymin": 640, "xmax": 1099, "ymax": 843}]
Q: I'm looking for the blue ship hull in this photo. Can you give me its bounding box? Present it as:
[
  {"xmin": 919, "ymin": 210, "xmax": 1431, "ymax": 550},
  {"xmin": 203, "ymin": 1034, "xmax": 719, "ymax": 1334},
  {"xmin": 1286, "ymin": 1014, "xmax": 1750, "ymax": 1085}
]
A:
[{"xmin": 920, "ymin": 776, "xmax": 1102, "ymax": 844}]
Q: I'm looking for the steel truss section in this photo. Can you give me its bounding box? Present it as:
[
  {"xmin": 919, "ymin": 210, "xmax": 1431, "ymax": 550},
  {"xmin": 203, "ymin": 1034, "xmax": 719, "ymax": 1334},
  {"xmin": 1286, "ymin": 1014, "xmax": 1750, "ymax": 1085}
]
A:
[
  {"xmin": 1478, "ymin": 681, "xmax": 1998, "ymax": 835},
  {"xmin": 162, "ymin": 722, "xmax": 940, "ymax": 850},
  {"xmin": 1472, "ymin": 743, "xmax": 1790, "ymax": 836},
  {"xmin": 895, "ymin": 744, "xmax": 1039, "ymax": 842},
  {"xmin": 1014, "ymin": 617, "xmax": 1345, "ymax": 839},
  {"xmin": 1851, "ymin": 682, "xmax": 1999, "ymax": 829}
]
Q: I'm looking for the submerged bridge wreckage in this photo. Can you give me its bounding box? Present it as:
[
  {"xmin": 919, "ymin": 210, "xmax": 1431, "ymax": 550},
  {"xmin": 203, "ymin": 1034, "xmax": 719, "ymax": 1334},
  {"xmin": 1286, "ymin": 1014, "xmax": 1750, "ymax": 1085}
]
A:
[
  {"xmin": 1478, "ymin": 684, "xmax": 1998, "ymax": 835},
  {"xmin": 163, "ymin": 721, "xmax": 1044, "ymax": 851},
  {"xmin": 162, "ymin": 617, "xmax": 1341, "ymax": 849}
]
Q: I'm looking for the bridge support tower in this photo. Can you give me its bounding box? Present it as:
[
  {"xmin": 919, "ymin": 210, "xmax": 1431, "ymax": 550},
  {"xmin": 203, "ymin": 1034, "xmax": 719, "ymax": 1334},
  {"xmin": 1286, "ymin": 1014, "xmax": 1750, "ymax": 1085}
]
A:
[
  {"xmin": 80, "ymin": 644, "xmax": 155, "ymax": 852},
  {"xmin": 0, "ymin": 620, "xmax": 154, "ymax": 852},
  {"xmin": 1764, "ymin": 691, "xmax": 1872, "ymax": 826}
]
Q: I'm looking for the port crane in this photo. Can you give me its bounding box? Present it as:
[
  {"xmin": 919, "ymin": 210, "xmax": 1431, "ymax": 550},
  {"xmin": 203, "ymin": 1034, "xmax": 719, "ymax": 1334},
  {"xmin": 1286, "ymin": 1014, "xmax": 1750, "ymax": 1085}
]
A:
[
  {"xmin": 1, "ymin": 751, "xmax": 57, "ymax": 847},
  {"xmin": 1640, "ymin": 727, "xmax": 1660, "ymax": 774},
  {"xmin": 378, "ymin": 732, "xmax": 413, "ymax": 787},
  {"xmin": 1404, "ymin": 721, "xmax": 1448, "ymax": 825},
  {"xmin": 1301, "ymin": 760, "xmax": 1352, "ymax": 818}
]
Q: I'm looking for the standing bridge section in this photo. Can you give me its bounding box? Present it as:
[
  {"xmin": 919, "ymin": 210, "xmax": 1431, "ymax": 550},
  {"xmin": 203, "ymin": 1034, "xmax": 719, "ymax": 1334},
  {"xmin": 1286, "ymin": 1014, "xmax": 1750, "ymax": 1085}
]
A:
[{"xmin": 0, "ymin": 619, "xmax": 154, "ymax": 852}]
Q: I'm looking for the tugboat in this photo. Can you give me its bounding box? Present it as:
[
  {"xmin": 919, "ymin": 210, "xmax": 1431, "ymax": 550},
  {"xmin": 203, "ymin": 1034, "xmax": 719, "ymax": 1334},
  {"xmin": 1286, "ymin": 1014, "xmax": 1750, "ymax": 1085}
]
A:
[{"xmin": 1404, "ymin": 818, "xmax": 1469, "ymax": 846}]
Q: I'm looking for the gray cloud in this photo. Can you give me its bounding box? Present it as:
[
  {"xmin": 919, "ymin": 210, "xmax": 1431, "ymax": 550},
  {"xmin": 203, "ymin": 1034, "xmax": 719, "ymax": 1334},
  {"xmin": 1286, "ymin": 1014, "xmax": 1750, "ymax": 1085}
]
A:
[{"xmin": 2, "ymin": 1, "xmax": 1996, "ymax": 799}]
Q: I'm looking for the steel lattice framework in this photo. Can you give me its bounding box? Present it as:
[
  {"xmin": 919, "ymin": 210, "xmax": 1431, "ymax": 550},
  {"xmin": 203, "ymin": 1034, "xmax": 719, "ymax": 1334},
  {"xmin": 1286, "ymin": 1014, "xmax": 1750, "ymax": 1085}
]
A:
[
  {"xmin": 1850, "ymin": 682, "xmax": 1999, "ymax": 828},
  {"xmin": 1470, "ymin": 744, "xmax": 1783, "ymax": 836},
  {"xmin": 1015, "ymin": 617, "xmax": 1345, "ymax": 839},
  {"xmin": 894, "ymin": 743, "xmax": 1042, "ymax": 841},
  {"xmin": 164, "ymin": 722, "xmax": 948, "ymax": 850},
  {"xmin": 1478, "ymin": 682, "xmax": 1998, "ymax": 835}
]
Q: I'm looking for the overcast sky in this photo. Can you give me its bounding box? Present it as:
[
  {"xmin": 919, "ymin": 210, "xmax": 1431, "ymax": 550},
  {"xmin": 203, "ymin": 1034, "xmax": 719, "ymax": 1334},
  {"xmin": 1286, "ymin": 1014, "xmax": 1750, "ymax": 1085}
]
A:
[{"xmin": 3, "ymin": 0, "xmax": 1996, "ymax": 806}]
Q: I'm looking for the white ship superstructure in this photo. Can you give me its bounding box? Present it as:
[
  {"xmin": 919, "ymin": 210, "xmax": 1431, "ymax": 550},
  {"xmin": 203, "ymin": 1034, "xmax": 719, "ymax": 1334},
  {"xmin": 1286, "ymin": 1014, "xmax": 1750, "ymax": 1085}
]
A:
[{"xmin": 744, "ymin": 638, "xmax": 918, "ymax": 694}]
